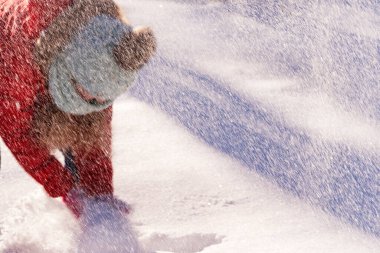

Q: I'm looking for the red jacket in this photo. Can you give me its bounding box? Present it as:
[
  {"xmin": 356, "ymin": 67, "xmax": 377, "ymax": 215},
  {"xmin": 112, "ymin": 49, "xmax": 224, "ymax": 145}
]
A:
[{"xmin": 0, "ymin": 0, "xmax": 113, "ymax": 197}]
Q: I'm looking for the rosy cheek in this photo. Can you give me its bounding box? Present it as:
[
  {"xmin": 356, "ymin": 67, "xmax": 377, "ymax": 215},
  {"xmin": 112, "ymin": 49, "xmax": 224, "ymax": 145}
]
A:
[{"xmin": 71, "ymin": 79, "xmax": 108, "ymax": 105}]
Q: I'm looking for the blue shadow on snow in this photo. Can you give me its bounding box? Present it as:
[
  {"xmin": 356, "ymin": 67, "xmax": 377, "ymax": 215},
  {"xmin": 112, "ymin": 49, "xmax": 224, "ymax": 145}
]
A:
[{"xmin": 130, "ymin": 56, "xmax": 380, "ymax": 237}]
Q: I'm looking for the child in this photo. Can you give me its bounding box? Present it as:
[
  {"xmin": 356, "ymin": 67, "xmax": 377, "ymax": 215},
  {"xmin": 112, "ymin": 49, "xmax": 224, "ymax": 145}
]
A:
[{"xmin": 0, "ymin": 0, "xmax": 156, "ymax": 217}]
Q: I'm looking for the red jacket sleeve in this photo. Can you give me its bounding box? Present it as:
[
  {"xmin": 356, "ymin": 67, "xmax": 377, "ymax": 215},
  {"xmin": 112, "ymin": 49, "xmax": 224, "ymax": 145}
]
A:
[
  {"xmin": 0, "ymin": 0, "xmax": 74, "ymax": 197},
  {"xmin": 0, "ymin": 102, "xmax": 74, "ymax": 197},
  {"xmin": 73, "ymin": 107, "xmax": 114, "ymax": 196}
]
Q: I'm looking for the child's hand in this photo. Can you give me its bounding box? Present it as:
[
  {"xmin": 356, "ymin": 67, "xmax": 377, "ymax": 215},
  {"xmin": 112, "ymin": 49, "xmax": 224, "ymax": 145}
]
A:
[{"xmin": 63, "ymin": 187, "xmax": 87, "ymax": 218}]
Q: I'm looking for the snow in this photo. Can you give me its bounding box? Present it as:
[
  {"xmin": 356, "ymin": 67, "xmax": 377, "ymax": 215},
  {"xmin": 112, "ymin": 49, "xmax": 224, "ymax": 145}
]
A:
[
  {"xmin": 1, "ymin": 0, "xmax": 380, "ymax": 252},
  {"xmin": 1, "ymin": 99, "xmax": 379, "ymax": 252}
]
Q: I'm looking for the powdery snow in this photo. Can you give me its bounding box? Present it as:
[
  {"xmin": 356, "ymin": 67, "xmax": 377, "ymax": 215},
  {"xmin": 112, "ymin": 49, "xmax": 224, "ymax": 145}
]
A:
[
  {"xmin": 1, "ymin": 0, "xmax": 380, "ymax": 252},
  {"xmin": 1, "ymin": 99, "xmax": 379, "ymax": 252}
]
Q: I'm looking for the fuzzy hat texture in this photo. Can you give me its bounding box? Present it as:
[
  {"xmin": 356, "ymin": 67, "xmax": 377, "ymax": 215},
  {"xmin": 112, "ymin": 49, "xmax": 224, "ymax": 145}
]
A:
[{"xmin": 34, "ymin": 0, "xmax": 156, "ymax": 115}]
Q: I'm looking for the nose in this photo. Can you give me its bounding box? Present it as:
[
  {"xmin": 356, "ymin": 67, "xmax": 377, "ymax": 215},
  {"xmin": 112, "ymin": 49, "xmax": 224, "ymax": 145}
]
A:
[{"xmin": 113, "ymin": 26, "xmax": 157, "ymax": 71}]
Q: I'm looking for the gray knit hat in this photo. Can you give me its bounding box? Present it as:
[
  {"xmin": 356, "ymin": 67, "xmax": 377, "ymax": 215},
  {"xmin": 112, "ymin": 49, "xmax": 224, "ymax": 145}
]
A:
[
  {"xmin": 49, "ymin": 15, "xmax": 137, "ymax": 114},
  {"xmin": 33, "ymin": 0, "xmax": 156, "ymax": 115}
]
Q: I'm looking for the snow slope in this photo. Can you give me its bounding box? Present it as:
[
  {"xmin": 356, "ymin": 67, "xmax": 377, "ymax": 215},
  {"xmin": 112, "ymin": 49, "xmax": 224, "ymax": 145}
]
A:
[
  {"xmin": 122, "ymin": 0, "xmax": 380, "ymax": 236},
  {"xmin": 1, "ymin": 0, "xmax": 380, "ymax": 252},
  {"xmin": 1, "ymin": 99, "xmax": 380, "ymax": 253}
]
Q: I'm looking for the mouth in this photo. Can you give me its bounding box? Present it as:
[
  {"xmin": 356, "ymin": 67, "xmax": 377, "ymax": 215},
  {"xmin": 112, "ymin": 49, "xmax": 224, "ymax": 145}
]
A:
[{"xmin": 70, "ymin": 78, "xmax": 111, "ymax": 106}]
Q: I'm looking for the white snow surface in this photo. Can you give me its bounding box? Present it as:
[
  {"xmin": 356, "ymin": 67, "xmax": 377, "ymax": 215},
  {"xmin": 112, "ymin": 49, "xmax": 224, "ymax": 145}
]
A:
[
  {"xmin": 1, "ymin": 99, "xmax": 379, "ymax": 252},
  {"xmin": 1, "ymin": 0, "xmax": 380, "ymax": 252}
]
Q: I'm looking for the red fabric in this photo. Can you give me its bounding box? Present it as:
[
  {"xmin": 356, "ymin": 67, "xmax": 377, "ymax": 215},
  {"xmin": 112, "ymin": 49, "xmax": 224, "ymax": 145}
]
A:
[
  {"xmin": 0, "ymin": 0, "xmax": 114, "ymax": 198},
  {"xmin": 73, "ymin": 107, "xmax": 114, "ymax": 196}
]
